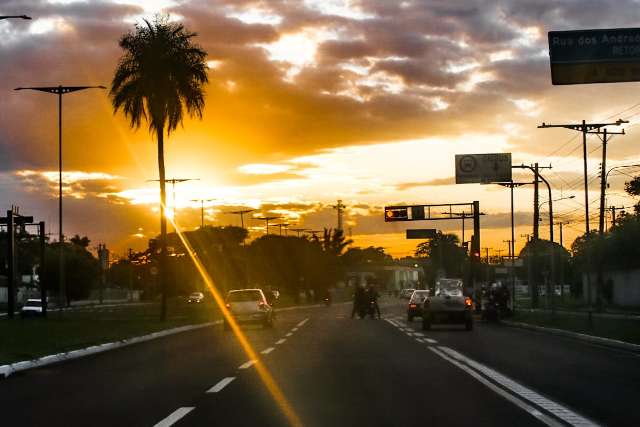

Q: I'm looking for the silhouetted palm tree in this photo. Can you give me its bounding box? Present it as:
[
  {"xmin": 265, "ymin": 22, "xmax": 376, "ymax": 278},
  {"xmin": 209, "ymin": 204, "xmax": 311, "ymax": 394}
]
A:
[{"xmin": 111, "ymin": 16, "xmax": 208, "ymax": 320}]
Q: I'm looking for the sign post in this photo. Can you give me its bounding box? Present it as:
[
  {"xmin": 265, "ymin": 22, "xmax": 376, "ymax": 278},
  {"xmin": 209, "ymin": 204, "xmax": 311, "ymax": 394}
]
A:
[{"xmin": 548, "ymin": 28, "xmax": 640, "ymax": 85}]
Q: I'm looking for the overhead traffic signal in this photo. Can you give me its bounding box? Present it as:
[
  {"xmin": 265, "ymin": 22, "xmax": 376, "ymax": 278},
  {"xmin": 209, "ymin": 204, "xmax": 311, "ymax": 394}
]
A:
[{"xmin": 385, "ymin": 207, "xmax": 409, "ymax": 222}]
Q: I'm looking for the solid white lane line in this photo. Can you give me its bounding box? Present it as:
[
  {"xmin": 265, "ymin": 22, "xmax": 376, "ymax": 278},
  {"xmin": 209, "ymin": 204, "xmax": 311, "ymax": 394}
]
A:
[
  {"xmin": 424, "ymin": 338, "xmax": 437, "ymax": 344},
  {"xmin": 429, "ymin": 347, "xmax": 562, "ymax": 427},
  {"xmin": 286, "ymin": 332, "xmax": 293, "ymax": 337},
  {"xmin": 238, "ymin": 360, "xmax": 256, "ymax": 370},
  {"xmin": 436, "ymin": 346, "xmax": 598, "ymax": 427},
  {"xmin": 261, "ymin": 347, "xmax": 275, "ymax": 355},
  {"xmin": 296, "ymin": 318, "xmax": 309, "ymax": 327},
  {"xmin": 207, "ymin": 377, "xmax": 235, "ymax": 393},
  {"xmin": 153, "ymin": 407, "xmax": 195, "ymax": 427},
  {"xmin": 275, "ymin": 338, "xmax": 286, "ymax": 345}
]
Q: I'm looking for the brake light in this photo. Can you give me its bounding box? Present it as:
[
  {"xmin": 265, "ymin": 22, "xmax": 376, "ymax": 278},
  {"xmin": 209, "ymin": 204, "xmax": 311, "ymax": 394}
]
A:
[
  {"xmin": 258, "ymin": 301, "xmax": 266, "ymax": 309},
  {"xmin": 465, "ymin": 297, "xmax": 472, "ymax": 307},
  {"xmin": 225, "ymin": 303, "xmax": 230, "ymax": 309},
  {"xmin": 409, "ymin": 304, "xmax": 417, "ymax": 308}
]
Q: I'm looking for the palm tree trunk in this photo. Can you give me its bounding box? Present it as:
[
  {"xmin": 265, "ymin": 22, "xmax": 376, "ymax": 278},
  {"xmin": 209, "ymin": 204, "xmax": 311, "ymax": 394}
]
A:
[{"xmin": 157, "ymin": 127, "xmax": 168, "ymax": 321}]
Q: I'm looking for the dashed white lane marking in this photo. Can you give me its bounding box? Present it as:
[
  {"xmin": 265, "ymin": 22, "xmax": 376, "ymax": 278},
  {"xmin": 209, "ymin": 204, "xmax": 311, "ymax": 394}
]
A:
[
  {"xmin": 276, "ymin": 338, "xmax": 286, "ymax": 345},
  {"xmin": 286, "ymin": 332, "xmax": 293, "ymax": 337},
  {"xmin": 297, "ymin": 318, "xmax": 309, "ymax": 327},
  {"xmin": 261, "ymin": 347, "xmax": 275, "ymax": 355},
  {"xmin": 292, "ymin": 327, "xmax": 299, "ymax": 331},
  {"xmin": 414, "ymin": 332, "xmax": 425, "ymax": 337},
  {"xmin": 153, "ymin": 407, "xmax": 195, "ymax": 427},
  {"xmin": 435, "ymin": 346, "xmax": 598, "ymax": 427},
  {"xmin": 238, "ymin": 360, "xmax": 256, "ymax": 370},
  {"xmin": 207, "ymin": 377, "xmax": 235, "ymax": 393},
  {"xmin": 424, "ymin": 338, "xmax": 437, "ymax": 344}
]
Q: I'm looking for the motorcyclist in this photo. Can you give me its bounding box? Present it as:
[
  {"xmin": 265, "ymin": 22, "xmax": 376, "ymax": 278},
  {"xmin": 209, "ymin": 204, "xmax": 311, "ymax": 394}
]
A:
[
  {"xmin": 351, "ymin": 283, "xmax": 366, "ymax": 318},
  {"xmin": 367, "ymin": 282, "xmax": 381, "ymax": 319}
]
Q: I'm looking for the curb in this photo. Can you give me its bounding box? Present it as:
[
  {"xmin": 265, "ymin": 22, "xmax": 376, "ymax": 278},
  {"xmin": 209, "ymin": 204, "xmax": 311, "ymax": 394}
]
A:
[
  {"xmin": 503, "ymin": 320, "xmax": 640, "ymax": 353},
  {"xmin": 0, "ymin": 320, "xmax": 221, "ymax": 379}
]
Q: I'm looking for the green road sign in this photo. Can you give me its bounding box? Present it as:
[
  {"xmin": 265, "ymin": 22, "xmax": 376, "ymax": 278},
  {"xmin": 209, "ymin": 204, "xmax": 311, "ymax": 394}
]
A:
[{"xmin": 549, "ymin": 28, "xmax": 640, "ymax": 84}]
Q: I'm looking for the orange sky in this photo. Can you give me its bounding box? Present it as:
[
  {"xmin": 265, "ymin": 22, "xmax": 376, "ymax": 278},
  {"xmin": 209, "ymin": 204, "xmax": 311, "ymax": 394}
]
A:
[{"xmin": 1, "ymin": 0, "xmax": 640, "ymax": 258}]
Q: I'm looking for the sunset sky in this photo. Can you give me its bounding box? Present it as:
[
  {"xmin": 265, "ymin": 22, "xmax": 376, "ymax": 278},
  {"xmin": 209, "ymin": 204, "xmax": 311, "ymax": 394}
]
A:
[{"xmin": 2, "ymin": 0, "xmax": 640, "ymax": 259}]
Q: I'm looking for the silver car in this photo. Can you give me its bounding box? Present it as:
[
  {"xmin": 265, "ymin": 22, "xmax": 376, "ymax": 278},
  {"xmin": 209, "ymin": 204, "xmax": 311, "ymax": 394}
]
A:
[
  {"xmin": 422, "ymin": 279, "xmax": 473, "ymax": 331},
  {"xmin": 224, "ymin": 289, "xmax": 274, "ymax": 330}
]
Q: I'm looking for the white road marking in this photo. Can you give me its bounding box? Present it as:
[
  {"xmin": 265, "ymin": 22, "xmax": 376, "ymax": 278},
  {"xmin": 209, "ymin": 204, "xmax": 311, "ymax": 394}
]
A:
[
  {"xmin": 429, "ymin": 347, "xmax": 562, "ymax": 427},
  {"xmin": 153, "ymin": 407, "xmax": 195, "ymax": 427},
  {"xmin": 424, "ymin": 338, "xmax": 437, "ymax": 344},
  {"xmin": 207, "ymin": 377, "xmax": 235, "ymax": 393},
  {"xmin": 261, "ymin": 347, "xmax": 275, "ymax": 355},
  {"xmin": 416, "ymin": 338, "xmax": 426, "ymax": 343},
  {"xmin": 414, "ymin": 332, "xmax": 425, "ymax": 337},
  {"xmin": 292, "ymin": 327, "xmax": 299, "ymax": 331},
  {"xmin": 435, "ymin": 346, "xmax": 598, "ymax": 427},
  {"xmin": 276, "ymin": 338, "xmax": 286, "ymax": 345},
  {"xmin": 297, "ymin": 318, "xmax": 309, "ymax": 327},
  {"xmin": 286, "ymin": 332, "xmax": 293, "ymax": 337},
  {"xmin": 238, "ymin": 360, "xmax": 256, "ymax": 370}
]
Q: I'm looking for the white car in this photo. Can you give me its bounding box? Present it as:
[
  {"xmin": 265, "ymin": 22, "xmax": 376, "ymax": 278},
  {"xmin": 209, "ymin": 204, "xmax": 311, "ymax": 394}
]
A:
[
  {"xmin": 21, "ymin": 299, "xmax": 44, "ymax": 317},
  {"xmin": 187, "ymin": 292, "xmax": 205, "ymax": 303},
  {"xmin": 224, "ymin": 289, "xmax": 274, "ymax": 330},
  {"xmin": 422, "ymin": 279, "xmax": 473, "ymax": 331}
]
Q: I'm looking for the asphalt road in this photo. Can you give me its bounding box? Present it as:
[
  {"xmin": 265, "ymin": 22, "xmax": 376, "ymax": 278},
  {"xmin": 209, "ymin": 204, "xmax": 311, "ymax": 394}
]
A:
[{"xmin": 2, "ymin": 297, "xmax": 639, "ymax": 426}]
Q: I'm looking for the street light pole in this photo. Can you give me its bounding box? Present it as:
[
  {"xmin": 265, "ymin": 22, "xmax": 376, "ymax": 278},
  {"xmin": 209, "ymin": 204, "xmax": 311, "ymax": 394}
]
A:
[
  {"xmin": 191, "ymin": 198, "xmax": 215, "ymax": 228},
  {"xmin": 15, "ymin": 85, "xmax": 105, "ymax": 307}
]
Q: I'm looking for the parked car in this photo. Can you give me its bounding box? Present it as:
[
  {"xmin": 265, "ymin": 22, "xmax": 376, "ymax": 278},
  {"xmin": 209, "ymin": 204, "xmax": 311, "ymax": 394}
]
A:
[
  {"xmin": 399, "ymin": 288, "xmax": 416, "ymax": 299},
  {"xmin": 187, "ymin": 292, "xmax": 205, "ymax": 303},
  {"xmin": 422, "ymin": 279, "xmax": 473, "ymax": 331},
  {"xmin": 20, "ymin": 299, "xmax": 44, "ymax": 317},
  {"xmin": 224, "ymin": 289, "xmax": 274, "ymax": 330},
  {"xmin": 407, "ymin": 290, "xmax": 429, "ymax": 321}
]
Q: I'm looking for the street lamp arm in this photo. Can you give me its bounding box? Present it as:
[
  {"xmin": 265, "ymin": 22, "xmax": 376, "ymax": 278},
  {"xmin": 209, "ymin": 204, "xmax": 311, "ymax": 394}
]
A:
[{"xmin": 0, "ymin": 15, "xmax": 32, "ymax": 20}]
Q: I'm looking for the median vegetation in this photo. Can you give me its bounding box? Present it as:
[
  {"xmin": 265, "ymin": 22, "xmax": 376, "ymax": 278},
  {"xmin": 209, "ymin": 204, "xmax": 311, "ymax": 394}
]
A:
[{"xmin": 0, "ymin": 300, "xmax": 218, "ymax": 365}]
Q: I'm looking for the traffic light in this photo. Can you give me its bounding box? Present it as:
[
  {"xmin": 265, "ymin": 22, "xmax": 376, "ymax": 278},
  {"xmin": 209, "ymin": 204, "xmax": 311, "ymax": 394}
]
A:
[{"xmin": 385, "ymin": 207, "xmax": 409, "ymax": 222}]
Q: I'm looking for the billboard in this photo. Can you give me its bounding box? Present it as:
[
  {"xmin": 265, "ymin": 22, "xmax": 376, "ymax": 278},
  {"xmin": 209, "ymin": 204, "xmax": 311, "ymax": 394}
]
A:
[
  {"xmin": 549, "ymin": 28, "xmax": 640, "ymax": 84},
  {"xmin": 455, "ymin": 153, "xmax": 512, "ymax": 184}
]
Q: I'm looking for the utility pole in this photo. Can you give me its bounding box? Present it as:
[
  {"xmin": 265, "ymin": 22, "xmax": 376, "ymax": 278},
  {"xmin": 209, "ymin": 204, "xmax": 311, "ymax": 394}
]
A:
[
  {"xmin": 332, "ymin": 200, "xmax": 346, "ymax": 231},
  {"xmin": 538, "ymin": 119, "xmax": 627, "ymax": 236},
  {"xmin": 39, "ymin": 221, "xmax": 47, "ymax": 317},
  {"xmin": 449, "ymin": 212, "xmax": 473, "ymax": 248},
  {"xmin": 15, "ymin": 85, "xmax": 106, "ymax": 307},
  {"xmin": 191, "ymin": 198, "xmax": 215, "ymax": 229},
  {"xmin": 587, "ymin": 128, "xmax": 626, "ymax": 235},
  {"xmin": 533, "ymin": 163, "xmax": 540, "ymax": 241},
  {"xmin": 482, "ymin": 247, "xmax": 491, "ymax": 263},
  {"xmin": 503, "ymin": 240, "xmax": 512, "ymax": 258}
]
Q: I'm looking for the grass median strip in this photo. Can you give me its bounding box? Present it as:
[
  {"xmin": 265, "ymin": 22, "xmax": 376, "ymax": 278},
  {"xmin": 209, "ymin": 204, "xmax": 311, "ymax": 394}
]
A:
[
  {"xmin": 0, "ymin": 300, "xmax": 220, "ymax": 365},
  {"xmin": 512, "ymin": 310, "xmax": 640, "ymax": 345}
]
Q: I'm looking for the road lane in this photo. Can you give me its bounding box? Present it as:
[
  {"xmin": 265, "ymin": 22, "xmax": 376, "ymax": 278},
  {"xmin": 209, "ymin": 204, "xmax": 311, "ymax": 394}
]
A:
[
  {"xmin": 0, "ymin": 306, "xmax": 315, "ymax": 427},
  {"xmin": 389, "ymin": 302, "xmax": 640, "ymax": 426},
  {"xmin": 181, "ymin": 303, "xmax": 545, "ymax": 427},
  {"xmin": 2, "ymin": 298, "xmax": 636, "ymax": 426}
]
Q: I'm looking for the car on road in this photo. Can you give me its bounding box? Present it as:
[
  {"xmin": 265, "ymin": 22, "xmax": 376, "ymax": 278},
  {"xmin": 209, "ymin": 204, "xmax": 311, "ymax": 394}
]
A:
[
  {"xmin": 224, "ymin": 289, "xmax": 274, "ymax": 330},
  {"xmin": 422, "ymin": 279, "xmax": 473, "ymax": 331},
  {"xmin": 187, "ymin": 292, "xmax": 205, "ymax": 304},
  {"xmin": 407, "ymin": 290, "xmax": 429, "ymax": 321},
  {"xmin": 399, "ymin": 288, "xmax": 415, "ymax": 299},
  {"xmin": 20, "ymin": 299, "xmax": 44, "ymax": 317}
]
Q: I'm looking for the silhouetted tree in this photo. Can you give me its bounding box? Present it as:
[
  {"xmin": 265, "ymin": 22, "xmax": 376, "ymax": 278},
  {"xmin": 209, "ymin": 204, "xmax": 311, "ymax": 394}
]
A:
[{"xmin": 111, "ymin": 16, "xmax": 208, "ymax": 320}]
